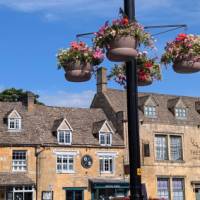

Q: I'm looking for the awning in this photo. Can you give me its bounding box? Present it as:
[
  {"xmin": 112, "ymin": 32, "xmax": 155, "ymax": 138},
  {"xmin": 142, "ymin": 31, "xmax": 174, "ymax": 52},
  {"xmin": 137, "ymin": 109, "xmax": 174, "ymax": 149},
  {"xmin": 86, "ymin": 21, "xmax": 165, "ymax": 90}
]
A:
[
  {"xmin": 0, "ymin": 173, "xmax": 35, "ymax": 187},
  {"xmin": 89, "ymin": 179, "xmax": 129, "ymax": 189}
]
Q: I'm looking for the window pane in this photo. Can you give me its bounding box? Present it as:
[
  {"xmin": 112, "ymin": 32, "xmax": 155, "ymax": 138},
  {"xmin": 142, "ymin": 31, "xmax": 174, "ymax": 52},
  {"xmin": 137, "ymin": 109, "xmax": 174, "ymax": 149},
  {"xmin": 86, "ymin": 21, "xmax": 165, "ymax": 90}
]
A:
[
  {"xmin": 173, "ymin": 178, "xmax": 184, "ymax": 200},
  {"xmin": 144, "ymin": 106, "xmax": 156, "ymax": 117},
  {"xmin": 106, "ymin": 134, "xmax": 111, "ymax": 145},
  {"xmin": 59, "ymin": 132, "xmax": 65, "ymax": 143},
  {"xmin": 65, "ymin": 132, "xmax": 71, "ymax": 144},
  {"xmin": 155, "ymin": 135, "xmax": 168, "ymax": 160},
  {"xmin": 56, "ymin": 155, "xmax": 74, "ymax": 173},
  {"xmin": 100, "ymin": 135, "xmax": 105, "ymax": 145},
  {"xmin": 175, "ymin": 108, "xmax": 187, "ymax": 119},
  {"xmin": 100, "ymin": 157, "xmax": 114, "ymax": 173},
  {"xmin": 12, "ymin": 151, "xmax": 26, "ymax": 171},
  {"xmin": 170, "ymin": 136, "xmax": 182, "ymax": 161},
  {"xmin": 157, "ymin": 178, "xmax": 170, "ymax": 200}
]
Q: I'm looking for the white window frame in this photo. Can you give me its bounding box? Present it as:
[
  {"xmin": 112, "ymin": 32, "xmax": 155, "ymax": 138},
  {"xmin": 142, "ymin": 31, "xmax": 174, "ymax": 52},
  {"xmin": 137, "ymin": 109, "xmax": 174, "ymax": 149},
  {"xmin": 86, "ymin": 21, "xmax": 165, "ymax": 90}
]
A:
[
  {"xmin": 155, "ymin": 134, "xmax": 183, "ymax": 162},
  {"xmin": 12, "ymin": 150, "xmax": 27, "ymax": 172},
  {"xmin": 97, "ymin": 152, "xmax": 117, "ymax": 174},
  {"xmin": 57, "ymin": 130, "xmax": 72, "ymax": 145},
  {"xmin": 99, "ymin": 132, "xmax": 112, "ymax": 146},
  {"xmin": 175, "ymin": 107, "xmax": 187, "ymax": 119},
  {"xmin": 144, "ymin": 105, "xmax": 157, "ymax": 118},
  {"xmin": 99, "ymin": 155, "xmax": 114, "ymax": 174},
  {"xmin": 8, "ymin": 118, "xmax": 21, "ymax": 130},
  {"xmin": 56, "ymin": 153, "xmax": 75, "ymax": 173}
]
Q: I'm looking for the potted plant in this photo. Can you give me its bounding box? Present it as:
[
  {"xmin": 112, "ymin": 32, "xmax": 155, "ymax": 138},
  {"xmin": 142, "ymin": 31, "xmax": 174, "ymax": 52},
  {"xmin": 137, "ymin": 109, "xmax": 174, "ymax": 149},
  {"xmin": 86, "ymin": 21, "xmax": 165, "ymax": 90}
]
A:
[
  {"xmin": 161, "ymin": 33, "xmax": 200, "ymax": 73},
  {"xmin": 108, "ymin": 52, "xmax": 161, "ymax": 86},
  {"xmin": 57, "ymin": 41, "xmax": 104, "ymax": 82},
  {"xmin": 93, "ymin": 16, "xmax": 154, "ymax": 62}
]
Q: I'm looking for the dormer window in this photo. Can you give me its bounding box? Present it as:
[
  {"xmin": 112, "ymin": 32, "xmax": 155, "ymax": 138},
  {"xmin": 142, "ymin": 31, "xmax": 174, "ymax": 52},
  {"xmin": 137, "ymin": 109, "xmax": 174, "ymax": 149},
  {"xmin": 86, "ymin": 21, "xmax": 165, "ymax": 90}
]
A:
[
  {"xmin": 7, "ymin": 110, "xmax": 21, "ymax": 131},
  {"xmin": 99, "ymin": 133, "xmax": 112, "ymax": 146},
  {"xmin": 58, "ymin": 130, "xmax": 72, "ymax": 145},
  {"xmin": 98, "ymin": 121, "xmax": 113, "ymax": 146},
  {"xmin": 56, "ymin": 118, "xmax": 73, "ymax": 145},
  {"xmin": 9, "ymin": 118, "xmax": 21, "ymax": 129},
  {"xmin": 175, "ymin": 107, "xmax": 187, "ymax": 119},
  {"xmin": 144, "ymin": 105, "xmax": 156, "ymax": 117}
]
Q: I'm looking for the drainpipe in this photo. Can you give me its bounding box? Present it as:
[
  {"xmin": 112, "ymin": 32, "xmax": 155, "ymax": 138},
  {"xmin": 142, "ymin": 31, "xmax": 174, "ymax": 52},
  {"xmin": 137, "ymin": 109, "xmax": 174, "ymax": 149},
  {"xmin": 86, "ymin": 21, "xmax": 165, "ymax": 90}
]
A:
[{"xmin": 35, "ymin": 146, "xmax": 45, "ymax": 200}]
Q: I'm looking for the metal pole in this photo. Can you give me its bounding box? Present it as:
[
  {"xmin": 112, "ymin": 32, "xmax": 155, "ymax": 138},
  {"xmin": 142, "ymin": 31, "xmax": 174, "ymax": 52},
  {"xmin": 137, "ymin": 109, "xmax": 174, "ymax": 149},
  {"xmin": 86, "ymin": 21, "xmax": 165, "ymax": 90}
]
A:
[{"xmin": 124, "ymin": 0, "xmax": 143, "ymax": 199}]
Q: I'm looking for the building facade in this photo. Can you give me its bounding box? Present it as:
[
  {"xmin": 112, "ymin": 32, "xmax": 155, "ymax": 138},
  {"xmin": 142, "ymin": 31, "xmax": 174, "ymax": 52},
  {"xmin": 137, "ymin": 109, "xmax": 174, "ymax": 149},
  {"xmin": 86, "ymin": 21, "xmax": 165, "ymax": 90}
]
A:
[
  {"xmin": 91, "ymin": 67, "xmax": 200, "ymax": 200},
  {"xmin": 0, "ymin": 93, "xmax": 128, "ymax": 200},
  {"xmin": 1, "ymin": 67, "xmax": 200, "ymax": 200}
]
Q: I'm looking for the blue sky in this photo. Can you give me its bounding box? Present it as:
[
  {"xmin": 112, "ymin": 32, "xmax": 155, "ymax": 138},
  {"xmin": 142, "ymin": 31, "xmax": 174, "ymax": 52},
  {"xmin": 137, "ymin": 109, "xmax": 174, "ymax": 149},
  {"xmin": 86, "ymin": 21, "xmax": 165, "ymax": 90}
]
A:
[{"xmin": 0, "ymin": 0, "xmax": 200, "ymax": 107}]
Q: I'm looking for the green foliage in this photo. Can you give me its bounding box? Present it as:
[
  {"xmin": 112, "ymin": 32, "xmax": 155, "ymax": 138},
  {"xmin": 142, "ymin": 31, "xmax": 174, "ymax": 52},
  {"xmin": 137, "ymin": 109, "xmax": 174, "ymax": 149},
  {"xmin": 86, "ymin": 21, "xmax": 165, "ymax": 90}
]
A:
[{"xmin": 0, "ymin": 88, "xmax": 44, "ymax": 105}]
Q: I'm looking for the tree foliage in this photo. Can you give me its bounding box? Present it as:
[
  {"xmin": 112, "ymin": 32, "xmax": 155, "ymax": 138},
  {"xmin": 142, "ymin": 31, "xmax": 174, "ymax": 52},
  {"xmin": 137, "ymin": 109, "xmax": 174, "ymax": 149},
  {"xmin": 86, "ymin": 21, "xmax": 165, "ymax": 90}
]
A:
[{"xmin": 0, "ymin": 88, "xmax": 44, "ymax": 105}]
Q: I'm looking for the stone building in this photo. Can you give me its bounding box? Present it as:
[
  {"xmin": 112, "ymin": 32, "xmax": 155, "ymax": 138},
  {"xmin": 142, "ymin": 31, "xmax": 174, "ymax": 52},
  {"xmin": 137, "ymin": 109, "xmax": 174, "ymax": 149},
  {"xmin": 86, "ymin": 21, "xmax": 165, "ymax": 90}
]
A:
[
  {"xmin": 1, "ymin": 67, "xmax": 200, "ymax": 200},
  {"xmin": 0, "ymin": 92, "xmax": 128, "ymax": 200},
  {"xmin": 91, "ymin": 67, "xmax": 200, "ymax": 200}
]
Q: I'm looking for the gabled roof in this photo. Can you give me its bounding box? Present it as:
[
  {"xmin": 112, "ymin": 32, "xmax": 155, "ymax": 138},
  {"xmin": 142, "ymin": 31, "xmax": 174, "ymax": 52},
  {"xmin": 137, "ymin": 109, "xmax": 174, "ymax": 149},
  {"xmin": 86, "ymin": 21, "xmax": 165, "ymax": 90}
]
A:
[
  {"xmin": 138, "ymin": 95, "xmax": 159, "ymax": 108},
  {"xmin": 0, "ymin": 102, "xmax": 123, "ymax": 146},
  {"xmin": 168, "ymin": 97, "xmax": 188, "ymax": 110},
  {"xmin": 57, "ymin": 118, "xmax": 73, "ymax": 131},
  {"xmin": 7, "ymin": 109, "xmax": 21, "ymax": 119},
  {"xmin": 99, "ymin": 88, "xmax": 200, "ymax": 126},
  {"xmin": 92, "ymin": 120, "xmax": 114, "ymax": 135}
]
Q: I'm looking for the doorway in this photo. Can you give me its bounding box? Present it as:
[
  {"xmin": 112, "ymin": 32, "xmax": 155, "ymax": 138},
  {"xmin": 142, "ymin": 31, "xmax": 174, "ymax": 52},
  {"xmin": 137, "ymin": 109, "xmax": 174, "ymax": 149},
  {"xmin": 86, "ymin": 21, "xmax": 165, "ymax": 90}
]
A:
[
  {"xmin": 66, "ymin": 189, "xmax": 84, "ymax": 200},
  {"xmin": 196, "ymin": 188, "xmax": 200, "ymax": 200}
]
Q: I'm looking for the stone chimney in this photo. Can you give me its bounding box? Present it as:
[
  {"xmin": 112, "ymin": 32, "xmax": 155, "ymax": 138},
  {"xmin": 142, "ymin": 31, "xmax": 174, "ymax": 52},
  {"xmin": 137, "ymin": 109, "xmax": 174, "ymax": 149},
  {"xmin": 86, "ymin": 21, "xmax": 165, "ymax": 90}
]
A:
[
  {"xmin": 97, "ymin": 67, "xmax": 107, "ymax": 93},
  {"xmin": 25, "ymin": 92, "xmax": 35, "ymax": 112}
]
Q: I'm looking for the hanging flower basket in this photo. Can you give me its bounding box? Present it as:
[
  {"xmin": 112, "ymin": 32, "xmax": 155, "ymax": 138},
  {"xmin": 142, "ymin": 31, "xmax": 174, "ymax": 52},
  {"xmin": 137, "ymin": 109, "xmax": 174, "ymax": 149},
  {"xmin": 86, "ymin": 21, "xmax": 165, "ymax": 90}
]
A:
[
  {"xmin": 63, "ymin": 61, "xmax": 92, "ymax": 82},
  {"xmin": 173, "ymin": 60, "xmax": 200, "ymax": 73},
  {"xmin": 161, "ymin": 33, "xmax": 200, "ymax": 73},
  {"xmin": 93, "ymin": 16, "xmax": 154, "ymax": 62},
  {"xmin": 57, "ymin": 41, "xmax": 104, "ymax": 82},
  {"xmin": 106, "ymin": 36, "xmax": 137, "ymax": 62},
  {"xmin": 108, "ymin": 52, "xmax": 161, "ymax": 87}
]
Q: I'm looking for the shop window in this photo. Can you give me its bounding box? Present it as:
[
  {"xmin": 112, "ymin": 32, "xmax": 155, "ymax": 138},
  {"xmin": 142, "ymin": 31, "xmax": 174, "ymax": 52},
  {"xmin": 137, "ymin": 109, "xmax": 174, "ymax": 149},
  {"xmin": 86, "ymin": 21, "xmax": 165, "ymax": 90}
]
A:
[
  {"xmin": 66, "ymin": 190, "xmax": 83, "ymax": 200},
  {"xmin": 12, "ymin": 150, "xmax": 27, "ymax": 172}
]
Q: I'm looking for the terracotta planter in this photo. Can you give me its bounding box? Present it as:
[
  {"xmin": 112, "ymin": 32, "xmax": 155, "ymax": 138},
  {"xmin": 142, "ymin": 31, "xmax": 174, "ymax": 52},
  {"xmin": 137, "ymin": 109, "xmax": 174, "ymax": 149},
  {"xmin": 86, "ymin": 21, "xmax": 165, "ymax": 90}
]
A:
[
  {"xmin": 106, "ymin": 36, "xmax": 138, "ymax": 62},
  {"xmin": 63, "ymin": 61, "xmax": 92, "ymax": 82},
  {"xmin": 138, "ymin": 77, "xmax": 152, "ymax": 86},
  {"xmin": 173, "ymin": 60, "xmax": 200, "ymax": 73}
]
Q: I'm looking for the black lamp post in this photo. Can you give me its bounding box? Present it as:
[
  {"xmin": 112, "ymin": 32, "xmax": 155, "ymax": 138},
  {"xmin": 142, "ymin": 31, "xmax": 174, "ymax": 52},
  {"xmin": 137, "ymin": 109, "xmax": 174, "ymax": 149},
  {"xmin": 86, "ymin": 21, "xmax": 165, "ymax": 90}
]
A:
[{"xmin": 124, "ymin": 0, "xmax": 143, "ymax": 199}]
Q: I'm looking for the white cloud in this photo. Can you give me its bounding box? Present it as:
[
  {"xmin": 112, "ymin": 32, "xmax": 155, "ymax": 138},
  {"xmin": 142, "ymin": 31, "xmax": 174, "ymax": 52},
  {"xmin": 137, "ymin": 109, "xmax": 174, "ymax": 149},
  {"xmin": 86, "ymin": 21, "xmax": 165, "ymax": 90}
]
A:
[{"xmin": 39, "ymin": 90, "xmax": 95, "ymax": 108}]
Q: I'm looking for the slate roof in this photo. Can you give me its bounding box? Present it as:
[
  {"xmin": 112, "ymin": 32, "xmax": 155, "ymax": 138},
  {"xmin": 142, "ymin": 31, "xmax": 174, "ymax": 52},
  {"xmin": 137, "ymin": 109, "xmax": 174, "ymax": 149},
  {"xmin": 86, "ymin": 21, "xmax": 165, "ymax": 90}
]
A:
[
  {"xmin": 0, "ymin": 173, "xmax": 35, "ymax": 186},
  {"xmin": 0, "ymin": 102, "xmax": 123, "ymax": 146},
  {"xmin": 103, "ymin": 88, "xmax": 200, "ymax": 126}
]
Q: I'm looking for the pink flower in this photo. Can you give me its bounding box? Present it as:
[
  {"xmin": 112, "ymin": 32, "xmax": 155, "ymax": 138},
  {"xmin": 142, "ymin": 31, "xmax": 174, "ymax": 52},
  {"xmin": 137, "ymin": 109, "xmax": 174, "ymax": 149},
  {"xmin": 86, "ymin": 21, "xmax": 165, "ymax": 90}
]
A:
[{"xmin": 93, "ymin": 49, "xmax": 104, "ymax": 60}]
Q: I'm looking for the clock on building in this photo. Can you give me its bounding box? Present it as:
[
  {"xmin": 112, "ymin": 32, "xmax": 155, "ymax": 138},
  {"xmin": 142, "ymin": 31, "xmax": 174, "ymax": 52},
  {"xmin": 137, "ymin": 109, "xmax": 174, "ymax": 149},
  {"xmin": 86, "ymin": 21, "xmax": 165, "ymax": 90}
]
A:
[{"xmin": 81, "ymin": 155, "xmax": 93, "ymax": 169}]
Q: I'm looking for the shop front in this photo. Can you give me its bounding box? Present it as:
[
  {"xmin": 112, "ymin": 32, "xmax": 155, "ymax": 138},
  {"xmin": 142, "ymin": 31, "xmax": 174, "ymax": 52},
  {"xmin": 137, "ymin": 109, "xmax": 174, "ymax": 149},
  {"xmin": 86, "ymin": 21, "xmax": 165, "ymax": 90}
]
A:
[
  {"xmin": 90, "ymin": 179, "xmax": 129, "ymax": 200},
  {"xmin": 0, "ymin": 173, "xmax": 35, "ymax": 200}
]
